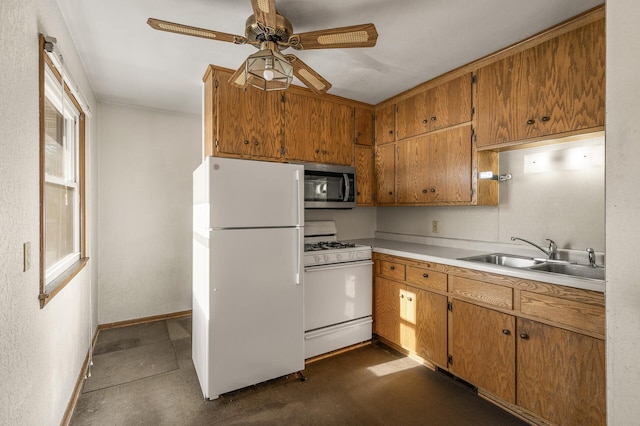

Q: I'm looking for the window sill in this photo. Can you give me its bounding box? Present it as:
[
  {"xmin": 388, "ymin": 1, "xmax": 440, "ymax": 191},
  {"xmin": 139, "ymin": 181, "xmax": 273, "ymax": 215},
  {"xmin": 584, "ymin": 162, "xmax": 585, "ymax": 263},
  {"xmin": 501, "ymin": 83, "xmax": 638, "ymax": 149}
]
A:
[{"xmin": 40, "ymin": 257, "xmax": 89, "ymax": 308}]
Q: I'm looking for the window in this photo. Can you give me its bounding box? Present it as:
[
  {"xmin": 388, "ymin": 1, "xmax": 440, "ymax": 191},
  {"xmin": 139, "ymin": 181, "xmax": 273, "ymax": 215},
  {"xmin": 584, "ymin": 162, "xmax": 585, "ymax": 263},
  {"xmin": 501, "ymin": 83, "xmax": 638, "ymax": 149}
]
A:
[{"xmin": 39, "ymin": 34, "xmax": 88, "ymax": 307}]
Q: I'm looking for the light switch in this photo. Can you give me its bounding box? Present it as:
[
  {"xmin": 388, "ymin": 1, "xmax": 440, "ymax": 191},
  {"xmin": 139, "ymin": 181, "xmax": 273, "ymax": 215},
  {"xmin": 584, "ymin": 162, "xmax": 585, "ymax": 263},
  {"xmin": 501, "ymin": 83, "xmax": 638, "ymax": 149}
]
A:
[{"xmin": 24, "ymin": 242, "xmax": 31, "ymax": 272}]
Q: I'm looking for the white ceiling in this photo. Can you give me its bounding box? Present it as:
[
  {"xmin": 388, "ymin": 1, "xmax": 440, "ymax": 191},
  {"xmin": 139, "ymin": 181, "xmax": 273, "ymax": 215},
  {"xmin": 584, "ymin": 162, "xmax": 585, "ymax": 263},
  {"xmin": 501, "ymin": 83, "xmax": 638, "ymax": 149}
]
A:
[{"xmin": 57, "ymin": 0, "xmax": 603, "ymax": 116}]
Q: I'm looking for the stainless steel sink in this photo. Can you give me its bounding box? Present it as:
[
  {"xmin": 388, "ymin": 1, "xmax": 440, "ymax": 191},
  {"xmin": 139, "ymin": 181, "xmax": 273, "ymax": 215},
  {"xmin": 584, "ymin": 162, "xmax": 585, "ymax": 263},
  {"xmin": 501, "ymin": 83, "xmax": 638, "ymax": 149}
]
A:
[
  {"xmin": 458, "ymin": 253, "xmax": 545, "ymax": 268},
  {"xmin": 528, "ymin": 262, "xmax": 605, "ymax": 280}
]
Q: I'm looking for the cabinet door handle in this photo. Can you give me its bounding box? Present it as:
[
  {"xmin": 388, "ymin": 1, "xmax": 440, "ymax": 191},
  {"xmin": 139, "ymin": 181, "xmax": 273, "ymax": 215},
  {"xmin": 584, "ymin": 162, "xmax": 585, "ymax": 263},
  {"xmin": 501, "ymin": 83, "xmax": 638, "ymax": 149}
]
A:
[
  {"xmin": 422, "ymin": 119, "xmax": 428, "ymax": 124},
  {"xmin": 541, "ymin": 116, "xmax": 550, "ymax": 122},
  {"xmin": 315, "ymin": 149, "xmax": 320, "ymax": 154},
  {"xmin": 388, "ymin": 191, "xmax": 393, "ymax": 195},
  {"xmin": 244, "ymin": 140, "xmax": 250, "ymax": 145},
  {"xmin": 322, "ymin": 150, "xmax": 328, "ymax": 154},
  {"xmin": 519, "ymin": 333, "xmax": 529, "ymax": 340},
  {"xmin": 430, "ymin": 188, "xmax": 436, "ymax": 193},
  {"xmin": 407, "ymin": 296, "xmax": 413, "ymax": 302},
  {"xmin": 400, "ymin": 293, "xmax": 404, "ymax": 299},
  {"xmin": 390, "ymin": 266, "xmax": 395, "ymax": 270},
  {"xmin": 357, "ymin": 191, "xmax": 361, "ymax": 196},
  {"xmin": 422, "ymin": 273, "xmax": 429, "ymax": 278},
  {"xmin": 502, "ymin": 329, "xmax": 511, "ymax": 335},
  {"xmin": 388, "ymin": 130, "xmax": 393, "ymax": 135},
  {"xmin": 254, "ymin": 141, "xmax": 259, "ymax": 146},
  {"xmin": 430, "ymin": 116, "xmax": 437, "ymax": 121},
  {"xmin": 526, "ymin": 119, "xmax": 535, "ymax": 125},
  {"xmin": 422, "ymin": 189, "xmax": 428, "ymax": 194}
]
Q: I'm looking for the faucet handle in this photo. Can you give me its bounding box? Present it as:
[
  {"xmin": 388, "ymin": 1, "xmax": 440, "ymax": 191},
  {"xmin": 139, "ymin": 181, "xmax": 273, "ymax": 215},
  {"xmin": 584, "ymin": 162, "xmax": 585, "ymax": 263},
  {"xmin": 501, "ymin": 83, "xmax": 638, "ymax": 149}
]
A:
[
  {"xmin": 586, "ymin": 248, "xmax": 597, "ymax": 267},
  {"xmin": 545, "ymin": 239, "xmax": 558, "ymax": 259}
]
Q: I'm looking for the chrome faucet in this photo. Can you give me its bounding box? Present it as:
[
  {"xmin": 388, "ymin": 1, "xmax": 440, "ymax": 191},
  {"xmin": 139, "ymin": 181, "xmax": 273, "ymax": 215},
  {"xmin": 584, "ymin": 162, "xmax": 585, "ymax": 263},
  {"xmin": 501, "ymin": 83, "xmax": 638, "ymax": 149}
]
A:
[
  {"xmin": 511, "ymin": 236, "xmax": 558, "ymax": 260},
  {"xmin": 586, "ymin": 248, "xmax": 597, "ymax": 267}
]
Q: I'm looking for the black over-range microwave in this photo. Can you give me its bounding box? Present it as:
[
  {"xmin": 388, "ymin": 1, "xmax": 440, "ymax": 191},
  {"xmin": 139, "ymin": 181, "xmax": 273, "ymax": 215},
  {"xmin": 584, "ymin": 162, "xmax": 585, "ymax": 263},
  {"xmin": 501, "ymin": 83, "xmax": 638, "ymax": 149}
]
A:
[{"xmin": 301, "ymin": 163, "xmax": 356, "ymax": 209}]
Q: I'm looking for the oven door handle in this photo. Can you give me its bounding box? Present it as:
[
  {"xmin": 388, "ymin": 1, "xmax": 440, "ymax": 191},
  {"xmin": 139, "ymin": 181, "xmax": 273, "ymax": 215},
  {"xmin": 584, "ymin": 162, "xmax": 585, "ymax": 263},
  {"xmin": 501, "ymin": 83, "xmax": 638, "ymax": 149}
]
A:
[{"xmin": 304, "ymin": 260, "xmax": 373, "ymax": 273}]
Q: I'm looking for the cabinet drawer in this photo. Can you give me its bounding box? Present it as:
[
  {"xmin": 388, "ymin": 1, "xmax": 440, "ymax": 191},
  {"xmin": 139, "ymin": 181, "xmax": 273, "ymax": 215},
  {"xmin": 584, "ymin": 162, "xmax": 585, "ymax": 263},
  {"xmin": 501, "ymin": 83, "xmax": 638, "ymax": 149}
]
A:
[
  {"xmin": 519, "ymin": 291, "xmax": 605, "ymax": 337},
  {"xmin": 406, "ymin": 267, "xmax": 447, "ymax": 292},
  {"xmin": 449, "ymin": 276, "xmax": 513, "ymax": 309},
  {"xmin": 379, "ymin": 260, "xmax": 406, "ymax": 281}
]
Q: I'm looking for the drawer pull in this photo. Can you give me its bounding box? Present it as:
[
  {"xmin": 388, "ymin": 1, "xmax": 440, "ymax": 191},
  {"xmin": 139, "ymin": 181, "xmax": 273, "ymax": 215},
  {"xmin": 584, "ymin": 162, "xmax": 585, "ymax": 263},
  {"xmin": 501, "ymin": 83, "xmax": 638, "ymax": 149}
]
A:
[
  {"xmin": 520, "ymin": 333, "xmax": 529, "ymax": 340},
  {"xmin": 407, "ymin": 296, "xmax": 413, "ymax": 302},
  {"xmin": 422, "ymin": 273, "xmax": 429, "ymax": 278},
  {"xmin": 502, "ymin": 329, "xmax": 511, "ymax": 335},
  {"xmin": 389, "ymin": 266, "xmax": 395, "ymax": 270}
]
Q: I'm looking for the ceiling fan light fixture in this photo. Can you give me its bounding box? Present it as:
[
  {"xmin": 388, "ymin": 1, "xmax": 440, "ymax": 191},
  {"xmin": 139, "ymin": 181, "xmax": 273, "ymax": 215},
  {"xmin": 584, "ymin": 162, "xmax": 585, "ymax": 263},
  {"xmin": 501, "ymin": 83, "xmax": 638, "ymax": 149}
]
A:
[{"xmin": 246, "ymin": 41, "xmax": 293, "ymax": 91}]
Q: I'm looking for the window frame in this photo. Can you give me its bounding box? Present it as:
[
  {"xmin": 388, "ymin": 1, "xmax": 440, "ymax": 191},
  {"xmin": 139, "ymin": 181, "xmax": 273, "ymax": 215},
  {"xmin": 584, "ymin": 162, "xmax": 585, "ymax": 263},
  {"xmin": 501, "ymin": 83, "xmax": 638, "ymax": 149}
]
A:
[{"xmin": 39, "ymin": 34, "xmax": 88, "ymax": 308}]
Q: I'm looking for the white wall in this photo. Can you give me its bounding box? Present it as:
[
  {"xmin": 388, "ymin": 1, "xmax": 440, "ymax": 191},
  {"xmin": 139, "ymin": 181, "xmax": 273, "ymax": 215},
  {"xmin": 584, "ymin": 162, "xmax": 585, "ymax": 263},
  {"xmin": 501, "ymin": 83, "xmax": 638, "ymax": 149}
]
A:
[
  {"xmin": 97, "ymin": 103, "xmax": 200, "ymax": 324},
  {"xmin": 606, "ymin": 1, "xmax": 640, "ymax": 423},
  {"xmin": 0, "ymin": 0, "xmax": 98, "ymax": 424},
  {"xmin": 377, "ymin": 137, "xmax": 605, "ymax": 252},
  {"xmin": 305, "ymin": 206, "xmax": 377, "ymax": 240}
]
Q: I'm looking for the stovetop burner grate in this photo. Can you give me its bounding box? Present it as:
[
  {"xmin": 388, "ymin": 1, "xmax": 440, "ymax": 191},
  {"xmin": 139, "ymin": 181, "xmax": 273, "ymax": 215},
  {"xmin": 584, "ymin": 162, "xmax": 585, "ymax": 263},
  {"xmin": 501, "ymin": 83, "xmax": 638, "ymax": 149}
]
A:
[{"xmin": 304, "ymin": 241, "xmax": 357, "ymax": 251}]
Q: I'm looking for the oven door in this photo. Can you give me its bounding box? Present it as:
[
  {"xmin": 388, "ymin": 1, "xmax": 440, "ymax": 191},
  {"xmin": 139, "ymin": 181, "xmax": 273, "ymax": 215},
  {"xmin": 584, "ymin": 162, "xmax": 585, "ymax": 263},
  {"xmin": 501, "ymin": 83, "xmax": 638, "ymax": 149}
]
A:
[{"xmin": 304, "ymin": 260, "xmax": 373, "ymax": 331}]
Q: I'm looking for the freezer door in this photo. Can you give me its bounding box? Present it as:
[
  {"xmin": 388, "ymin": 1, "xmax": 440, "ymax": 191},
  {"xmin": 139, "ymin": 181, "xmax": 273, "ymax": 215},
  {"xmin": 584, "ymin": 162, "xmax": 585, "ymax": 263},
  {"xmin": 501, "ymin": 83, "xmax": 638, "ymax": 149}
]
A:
[
  {"xmin": 205, "ymin": 227, "xmax": 304, "ymax": 398},
  {"xmin": 205, "ymin": 157, "xmax": 304, "ymax": 228}
]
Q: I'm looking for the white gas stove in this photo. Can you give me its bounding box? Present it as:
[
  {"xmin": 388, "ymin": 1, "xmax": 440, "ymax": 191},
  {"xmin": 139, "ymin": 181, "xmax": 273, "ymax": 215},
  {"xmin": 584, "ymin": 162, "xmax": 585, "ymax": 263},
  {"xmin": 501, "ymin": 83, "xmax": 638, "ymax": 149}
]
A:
[{"xmin": 303, "ymin": 221, "xmax": 373, "ymax": 359}]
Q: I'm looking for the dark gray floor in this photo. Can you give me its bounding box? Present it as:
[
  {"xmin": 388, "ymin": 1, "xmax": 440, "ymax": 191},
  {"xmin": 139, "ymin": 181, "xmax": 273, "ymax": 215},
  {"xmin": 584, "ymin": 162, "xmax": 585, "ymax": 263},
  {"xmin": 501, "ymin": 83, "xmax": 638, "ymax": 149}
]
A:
[{"xmin": 71, "ymin": 317, "xmax": 527, "ymax": 425}]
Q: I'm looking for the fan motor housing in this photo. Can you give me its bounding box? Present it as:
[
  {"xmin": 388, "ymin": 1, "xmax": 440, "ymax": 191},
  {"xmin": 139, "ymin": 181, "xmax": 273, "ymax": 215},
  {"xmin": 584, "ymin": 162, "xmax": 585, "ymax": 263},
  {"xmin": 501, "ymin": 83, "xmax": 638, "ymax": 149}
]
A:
[{"xmin": 245, "ymin": 14, "xmax": 293, "ymax": 48}]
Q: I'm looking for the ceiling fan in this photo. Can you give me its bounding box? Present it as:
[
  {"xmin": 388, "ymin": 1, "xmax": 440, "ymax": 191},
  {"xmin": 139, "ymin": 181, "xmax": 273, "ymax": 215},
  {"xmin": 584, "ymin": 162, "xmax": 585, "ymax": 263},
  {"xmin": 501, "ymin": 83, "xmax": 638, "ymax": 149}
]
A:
[{"xmin": 147, "ymin": 0, "xmax": 378, "ymax": 95}]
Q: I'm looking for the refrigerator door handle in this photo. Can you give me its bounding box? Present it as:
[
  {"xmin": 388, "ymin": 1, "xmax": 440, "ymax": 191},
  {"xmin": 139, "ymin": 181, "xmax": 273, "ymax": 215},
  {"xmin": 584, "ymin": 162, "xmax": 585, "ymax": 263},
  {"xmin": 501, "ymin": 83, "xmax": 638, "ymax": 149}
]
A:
[
  {"xmin": 343, "ymin": 173, "xmax": 350, "ymax": 202},
  {"xmin": 295, "ymin": 169, "xmax": 301, "ymax": 226},
  {"xmin": 296, "ymin": 227, "xmax": 302, "ymax": 285}
]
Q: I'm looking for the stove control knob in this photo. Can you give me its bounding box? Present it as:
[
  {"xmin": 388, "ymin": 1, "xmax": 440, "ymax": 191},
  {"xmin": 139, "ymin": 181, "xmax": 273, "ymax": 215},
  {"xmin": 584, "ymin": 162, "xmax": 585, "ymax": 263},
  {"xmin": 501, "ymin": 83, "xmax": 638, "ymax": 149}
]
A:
[
  {"xmin": 349, "ymin": 252, "xmax": 355, "ymax": 259},
  {"xmin": 336, "ymin": 253, "xmax": 342, "ymax": 261},
  {"xmin": 323, "ymin": 255, "xmax": 329, "ymax": 262},
  {"xmin": 314, "ymin": 255, "xmax": 322, "ymax": 263}
]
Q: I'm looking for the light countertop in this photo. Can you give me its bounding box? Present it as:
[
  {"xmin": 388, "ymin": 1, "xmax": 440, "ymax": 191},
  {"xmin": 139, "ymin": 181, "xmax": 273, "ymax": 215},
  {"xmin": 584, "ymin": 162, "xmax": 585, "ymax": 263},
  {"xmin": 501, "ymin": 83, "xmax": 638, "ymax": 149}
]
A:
[{"xmin": 352, "ymin": 238, "xmax": 605, "ymax": 293}]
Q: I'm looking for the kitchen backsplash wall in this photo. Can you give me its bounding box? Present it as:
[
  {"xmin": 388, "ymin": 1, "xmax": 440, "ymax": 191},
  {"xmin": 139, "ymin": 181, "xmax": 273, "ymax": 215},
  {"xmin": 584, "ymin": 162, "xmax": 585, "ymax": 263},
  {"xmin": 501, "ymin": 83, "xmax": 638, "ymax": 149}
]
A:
[
  {"xmin": 377, "ymin": 135, "xmax": 605, "ymax": 252},
  {"xmin": 305, "ymin": 206, "xmax": 377, "ymax": 240}
]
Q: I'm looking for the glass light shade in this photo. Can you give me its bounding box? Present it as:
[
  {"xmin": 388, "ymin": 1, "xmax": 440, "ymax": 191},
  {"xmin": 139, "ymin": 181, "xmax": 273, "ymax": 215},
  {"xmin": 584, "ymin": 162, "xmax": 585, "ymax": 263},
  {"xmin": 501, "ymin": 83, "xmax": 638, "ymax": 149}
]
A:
[{"xmin": 246, "ymin": 42, "xmax": 293, "ymax": 91}]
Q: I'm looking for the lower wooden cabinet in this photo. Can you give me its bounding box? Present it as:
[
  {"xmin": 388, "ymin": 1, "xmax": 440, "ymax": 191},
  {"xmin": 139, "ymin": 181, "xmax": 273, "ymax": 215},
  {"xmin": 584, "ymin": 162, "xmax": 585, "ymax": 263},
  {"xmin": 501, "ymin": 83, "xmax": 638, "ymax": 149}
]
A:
[
  {"xmin": 448, "ymin": 299, "xmax": 516, "ymax": 403},
  {"xmin": 373, "ymin": 253, "xmax": 606, "ymax": 425},
  {"xmin": 516, "ymin": 318, "xmax": 606, "ymax": 426},
  {"xmin": 374, "ymin": 277, "xmax": 447, "ymax": 366}
]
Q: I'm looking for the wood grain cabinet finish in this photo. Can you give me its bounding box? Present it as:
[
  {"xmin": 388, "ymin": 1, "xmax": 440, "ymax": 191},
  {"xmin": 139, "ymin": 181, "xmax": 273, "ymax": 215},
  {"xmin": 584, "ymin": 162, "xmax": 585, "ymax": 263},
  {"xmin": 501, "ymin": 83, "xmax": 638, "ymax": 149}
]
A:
[
  {"xmin": 516, "ymin": 318, "xmax": 605, "ymax": 426},
  {"xmin": 210, "ymin": 70, "xmax": 284, "ymax": 160},
  {"xmin": 375, "ymin": 143, "xmax": 396, "ymax": 204},
  {"xmin": 448, "ymin": 299, "xmax": 516, "ymax": 404},
  {"xmin": 396, "ymin": 125, "xmax": 472, "ymax": 204},
  {"xmin": 355, "ymin": 145, "xmax": 375, "ymax": 205},
  {"xmin": 375, "ymin": 103, "xmax": 396, "ymax": 145},
  {"xmin": 355, "ymin": 106, "xmax": 375, "ymax": 146},
  {"xmin": 476, "ymin": 18, "xmax": 605, "ymax": 148},
  {"xmin": 396, "ymin": 73, "xmax": 472, "ymax": 140},
  {"xmin": 284, "ymin": 92, "xmax": 354, "ymax": 165},
  {"xmin": 374, "ymin": 277, "xmax": 404, "ymax": 345}
]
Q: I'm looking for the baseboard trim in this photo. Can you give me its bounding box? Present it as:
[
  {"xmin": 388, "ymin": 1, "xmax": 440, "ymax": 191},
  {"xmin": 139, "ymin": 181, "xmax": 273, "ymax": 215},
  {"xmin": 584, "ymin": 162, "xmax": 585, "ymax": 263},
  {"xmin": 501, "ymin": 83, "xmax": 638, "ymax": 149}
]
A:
[
  {"xmin": 98, "ymin": 309, "xmax": 192, "ymax": 330},
  {"xmin": 60, "ymin": 328, "xmax": 99, "ymax": 426},
  {"xmin": 61, "ymin": 310, "xmax": 193, "ymax": 425}
]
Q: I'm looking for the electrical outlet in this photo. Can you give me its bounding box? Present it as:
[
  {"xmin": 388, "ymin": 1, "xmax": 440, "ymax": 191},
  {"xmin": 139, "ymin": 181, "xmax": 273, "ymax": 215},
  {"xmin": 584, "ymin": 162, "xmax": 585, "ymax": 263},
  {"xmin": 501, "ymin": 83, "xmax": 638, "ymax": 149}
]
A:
[
  {"xmin": 432, "ymin": 220, "xmax": 439, "ymax": 234},
  {"xmin": 24, "ymin": 242, "xmax": 31, "ymax": 271}
]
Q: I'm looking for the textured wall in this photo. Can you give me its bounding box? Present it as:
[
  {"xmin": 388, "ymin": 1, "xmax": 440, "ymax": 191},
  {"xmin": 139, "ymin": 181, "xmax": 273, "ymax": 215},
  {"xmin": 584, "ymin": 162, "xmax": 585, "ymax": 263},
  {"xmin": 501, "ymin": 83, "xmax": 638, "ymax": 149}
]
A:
[
  {"xmin": 377, "ymin": 137, "xmax": 605, "ymax": 252},
  {"xmin": 0, "ymin": 0, "xmax": 98, "ymax": 424},
  {"xmin": 97, "ymin": 103, "xmax": 201, "ymax": 324},
  {"xmin": 606, "ymin": 0, "xmax": 640, "ymax": 423}
]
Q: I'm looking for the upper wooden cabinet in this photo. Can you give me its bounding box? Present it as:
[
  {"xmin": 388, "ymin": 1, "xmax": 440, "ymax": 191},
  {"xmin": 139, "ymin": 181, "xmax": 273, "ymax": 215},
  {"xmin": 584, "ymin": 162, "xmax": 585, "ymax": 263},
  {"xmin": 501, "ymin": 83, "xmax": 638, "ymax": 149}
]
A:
[
  {"xmin": 375, "ymin": 103, "xmax": 396, "ymax": 145},
  {"xmin": 396, "ymin": 125, "xmax": 472, "ymax": 204},
  {"xmin": 397, "ymin": 74, "xmax": 472, "ymax": 140},
  {"xmin": 355, "ymin": 145, "xmax": 375, "ymax": 205},
  {"xmin": 284, "ymin": 91, "xmax": 354, "ymax": 165},
  {"xmin": 375, "ymin": 143, "xmax": 396, "ymax": 204},
  {"xmin": 205, "ymin": 69, "xmax": 284, "ymax": 160},
  {"xmin": 355, "ymin": 107, "xmax": 375, "ymax": 146},
  {"xmin": 476, "ymin": 17, "xmax": 605, "ymax": 149}
]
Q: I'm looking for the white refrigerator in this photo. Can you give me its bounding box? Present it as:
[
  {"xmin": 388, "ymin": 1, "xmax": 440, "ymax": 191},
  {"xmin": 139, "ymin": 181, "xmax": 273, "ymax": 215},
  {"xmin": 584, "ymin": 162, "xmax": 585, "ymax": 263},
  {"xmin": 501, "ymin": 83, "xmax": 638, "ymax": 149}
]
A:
[{"xmin": 192, "ymin": 157, "xmax": 304, "ymax": 399}]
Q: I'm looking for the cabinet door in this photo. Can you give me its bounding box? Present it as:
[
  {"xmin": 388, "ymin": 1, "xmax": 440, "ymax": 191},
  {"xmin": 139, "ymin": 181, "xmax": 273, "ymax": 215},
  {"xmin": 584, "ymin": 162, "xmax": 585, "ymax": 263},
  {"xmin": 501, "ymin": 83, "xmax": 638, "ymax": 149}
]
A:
[
  {"xmin": 284, "ymin": 91, "xmax": 320, "ymax": 162},
  {"xmin": 374, "ymin": 277, "xmax": 403, "ymax": 345},
  {"xmin": 375, "ymin": 143, "xmax": 396, "ymax": 204},
  {"xmin": 517, "ymin": 318, "xmax": 605, "ymax": 426},
  {"xmin": 396, "ymin": 137, "xmax": 429, "ymax": 204},
  {"xmin": 355, "ymin": 145, "xmax": 375, "ymax": 205},
  {"xmin": 355, "ymin": 106, "xmax": 374, "ymax": 146},
  {"xmin": 425, "ymin": 125, "xmax": 472, "ymax": 203},
  {"xmin": 526, "ymin": 19, "xmax": 605, "ymax": 140},
  {"xmin": 475, "ymin": 53, "xmax": 528, "ymax": 147},
  {"xmin": 375, "ymin": 103, "xmax": 396, "ymax": 144},
  {"xmin": 323, "ymin": 101, "xmax": 354, "ymax": 165},
  {"xmin": 449, "ymin": 300, "xmax": 516, "ymax": 403},
  {"xmin": 424, "ymin": 73, "xmax": 472, "ymax": 132},
  {"xmin": 217, "ymin": 70, "xmax": 284, "ymax": 159},
  {"xmin": 396, "ymin": 91, "xmax": 429, "ymax": 140},
  {"xmin": 414, "ymin": 288, "xmax": 448, "ymax": 367}
]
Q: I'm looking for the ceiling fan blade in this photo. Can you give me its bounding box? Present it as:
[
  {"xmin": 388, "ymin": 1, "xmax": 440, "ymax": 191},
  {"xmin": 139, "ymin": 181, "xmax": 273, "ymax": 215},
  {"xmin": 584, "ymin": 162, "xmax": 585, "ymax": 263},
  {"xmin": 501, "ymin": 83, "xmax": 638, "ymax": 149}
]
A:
[
  {"xmin": 147, "ymin": 18, "xmax": 247, "ymax": 44},
  {"xmin": 285, "ymin": 55, "xmax": 332, "ymax": 95},
  {"xmin": 251, "ymin": 0, "xmax": 277, "ymax": 33},
  {"xmin": 228, "ymin": 61, "xmax": 249, "ymax": 88},
  {"xmin": 288, "ymin": 23, "xmax": 378, "ymax": 50}
]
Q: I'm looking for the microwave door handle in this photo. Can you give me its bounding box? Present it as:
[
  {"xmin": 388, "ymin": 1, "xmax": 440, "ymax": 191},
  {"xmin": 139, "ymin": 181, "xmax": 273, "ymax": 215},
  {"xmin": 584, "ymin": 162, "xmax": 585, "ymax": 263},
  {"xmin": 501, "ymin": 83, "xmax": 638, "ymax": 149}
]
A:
[{"xmin": 343, "ymin": 173, "xmax": 350, "ymax": 202}]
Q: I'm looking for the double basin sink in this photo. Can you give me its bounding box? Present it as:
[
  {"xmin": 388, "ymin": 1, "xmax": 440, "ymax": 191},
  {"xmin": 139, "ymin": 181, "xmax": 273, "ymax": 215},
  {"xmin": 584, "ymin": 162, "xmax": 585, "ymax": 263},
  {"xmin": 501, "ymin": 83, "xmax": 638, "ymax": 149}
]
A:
[{"xmin": 458, "ymin": 253, "xmax": 605, "ymax": 281}]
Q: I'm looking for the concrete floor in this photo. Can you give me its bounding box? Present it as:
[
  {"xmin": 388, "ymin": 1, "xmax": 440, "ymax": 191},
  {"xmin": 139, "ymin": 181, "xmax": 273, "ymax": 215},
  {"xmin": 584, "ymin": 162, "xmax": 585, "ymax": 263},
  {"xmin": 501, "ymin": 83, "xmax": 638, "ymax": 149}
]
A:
[{"xmin": 71, "ymin": 317, "xmax": 527, "ymax": 425}]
